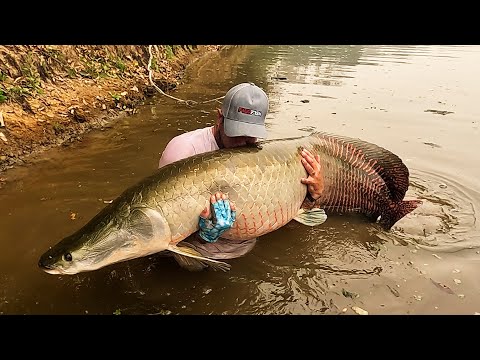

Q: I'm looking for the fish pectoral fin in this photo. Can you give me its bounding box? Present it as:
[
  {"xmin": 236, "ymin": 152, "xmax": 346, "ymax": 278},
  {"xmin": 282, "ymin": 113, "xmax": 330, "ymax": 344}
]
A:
[
  {"xmin": 293, "ymin": 208, "xmax": 328, "ymax": 226},
  {"xmin": 167, "ymin": 244, "xmax": 231, "ymax": 272},
  {"xmin": 180, "ymin": 236, "xmax": 257, "ymax": 260}
]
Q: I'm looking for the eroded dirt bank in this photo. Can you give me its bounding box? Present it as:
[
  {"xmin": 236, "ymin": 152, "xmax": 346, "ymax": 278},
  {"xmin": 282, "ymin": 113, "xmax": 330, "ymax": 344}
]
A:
[{"xmin": 0, "ymin": 45, "xmax": 224, "ymax": 177}]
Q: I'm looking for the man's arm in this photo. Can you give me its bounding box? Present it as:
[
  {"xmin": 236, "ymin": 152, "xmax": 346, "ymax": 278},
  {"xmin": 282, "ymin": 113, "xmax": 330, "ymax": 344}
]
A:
[
  {"xmin": 158, "ymin": 137, "xmax": 195, "ymax": 168},
  {"xmin": 197, "ymin": 192, "xmax": 236, "ymax": 243}
]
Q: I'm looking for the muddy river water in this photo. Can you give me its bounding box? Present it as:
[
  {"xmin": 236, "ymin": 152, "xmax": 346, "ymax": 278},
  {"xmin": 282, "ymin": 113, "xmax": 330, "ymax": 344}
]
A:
[{"xmin": 1, "ymin": 45, "xmax": 479, "ymax": 314}]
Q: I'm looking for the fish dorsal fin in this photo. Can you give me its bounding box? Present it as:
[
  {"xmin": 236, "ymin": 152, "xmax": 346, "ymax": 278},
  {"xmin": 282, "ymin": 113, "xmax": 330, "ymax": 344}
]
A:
[
  {"xmin": 167, "ymin": 244, "xmax": 231, "ymax": 272},
  {"xmin": 310, "ymin": 132, "xmax": 410, "ymax": 202}
]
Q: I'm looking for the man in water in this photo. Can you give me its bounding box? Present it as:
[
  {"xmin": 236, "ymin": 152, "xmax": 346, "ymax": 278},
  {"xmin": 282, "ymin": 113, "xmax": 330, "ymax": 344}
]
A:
[{"xmin": 158, "ymin": 82, "xmax": 324, "ymax": 265}]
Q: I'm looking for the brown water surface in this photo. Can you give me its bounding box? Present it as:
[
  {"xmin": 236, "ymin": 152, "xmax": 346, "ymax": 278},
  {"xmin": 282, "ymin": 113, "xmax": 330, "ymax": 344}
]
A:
[{"xmin": 1, "ymin": 45, "xmax": 479, "ymax": 314}]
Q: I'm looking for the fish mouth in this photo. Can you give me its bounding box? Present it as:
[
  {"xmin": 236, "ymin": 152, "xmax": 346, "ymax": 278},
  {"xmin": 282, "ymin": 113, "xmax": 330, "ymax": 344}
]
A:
[
  {"xmin": 39, "ymin": 262, "xmax": 73, "ymax": 275},
  {"xmin": 42, "ymin": 268, "xmax": 62, "ymax": 275},
  {"xmin": 38, "ymin": 258, "xmax": 63, "ymax": 275},
  {"xmin": 39, "ymin": 264, "xmax": 63, "ymax": 275}
]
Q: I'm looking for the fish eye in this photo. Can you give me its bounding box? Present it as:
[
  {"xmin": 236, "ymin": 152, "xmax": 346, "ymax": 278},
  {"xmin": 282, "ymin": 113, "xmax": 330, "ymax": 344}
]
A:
[{"xmin": 63, "ymin": 252, "xmax": 73, "ymax": 262}]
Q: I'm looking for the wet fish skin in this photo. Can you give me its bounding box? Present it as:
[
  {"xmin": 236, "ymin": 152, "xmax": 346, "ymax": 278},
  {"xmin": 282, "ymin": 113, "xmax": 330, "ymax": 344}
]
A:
[{"xmin": 38, "ymin": 132, "xmax": 421, "ymax": 275}]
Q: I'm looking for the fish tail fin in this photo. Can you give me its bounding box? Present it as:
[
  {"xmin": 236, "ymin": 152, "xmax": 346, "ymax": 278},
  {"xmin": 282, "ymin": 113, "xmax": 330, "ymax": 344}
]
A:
[
  {"xmin": 294, "ymin": 208, "xmax": 328, "ymax": 226},
  {"xmin": 379, "ymin": 199, "xmax": 422, "ymax": 230}
]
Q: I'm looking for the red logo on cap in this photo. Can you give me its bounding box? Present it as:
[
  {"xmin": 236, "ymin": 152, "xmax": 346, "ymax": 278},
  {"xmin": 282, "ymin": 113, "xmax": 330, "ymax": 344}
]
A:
[{"xmin": 237, "ymin": 107, "xmax": 262, "ymax": 117}]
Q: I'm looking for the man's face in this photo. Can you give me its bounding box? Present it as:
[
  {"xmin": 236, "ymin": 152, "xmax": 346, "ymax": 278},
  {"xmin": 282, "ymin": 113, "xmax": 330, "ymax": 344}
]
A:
[
  {"xmin": 217, "ymin": 112, "xmax": 258, "ymax": 148},
  {"xmin": 221, "ymin": 133, "xmax": 257, "ymax": 148}
]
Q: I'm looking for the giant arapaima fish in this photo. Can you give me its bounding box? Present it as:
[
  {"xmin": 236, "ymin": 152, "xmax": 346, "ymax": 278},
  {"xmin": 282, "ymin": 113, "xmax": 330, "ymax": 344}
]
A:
[{"xmin": 38, "ymin": 132, "xmax": 421, "ymax": 274}]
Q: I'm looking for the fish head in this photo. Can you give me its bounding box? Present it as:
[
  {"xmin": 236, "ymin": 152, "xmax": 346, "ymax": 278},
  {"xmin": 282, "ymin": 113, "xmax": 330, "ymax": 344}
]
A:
[{"xmin": 38, "ymin": 204, "xmax": 172, "ymax": 275}]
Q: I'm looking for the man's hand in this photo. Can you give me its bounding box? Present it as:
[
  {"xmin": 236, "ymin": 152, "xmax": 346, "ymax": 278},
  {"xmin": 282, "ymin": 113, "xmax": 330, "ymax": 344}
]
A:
[
  {"xmin": 198, "ymin": 192, "xmax": 236, "ymax": 243},
  {"xmin": 300, "ymin": 148, "xmax": 324, "ymax": 201}
]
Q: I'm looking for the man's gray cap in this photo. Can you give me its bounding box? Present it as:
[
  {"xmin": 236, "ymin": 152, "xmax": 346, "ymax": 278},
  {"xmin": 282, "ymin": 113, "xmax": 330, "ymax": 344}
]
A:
[{"xmin": 222, "ymin": 82, "xmax": 268, "ymax": 138}]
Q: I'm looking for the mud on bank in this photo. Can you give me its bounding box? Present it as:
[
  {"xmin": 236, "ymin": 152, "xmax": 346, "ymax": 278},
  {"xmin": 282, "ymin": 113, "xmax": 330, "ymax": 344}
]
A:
[{"xmin": 0, "ymin": 45, "xmax": 223, "ymax": 178}]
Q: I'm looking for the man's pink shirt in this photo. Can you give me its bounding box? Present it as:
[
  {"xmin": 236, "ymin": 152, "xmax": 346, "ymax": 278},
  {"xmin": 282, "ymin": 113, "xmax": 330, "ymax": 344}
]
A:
[{"xmin": 158, "ymin": 126, "xmax": 219, "ymax": 168}]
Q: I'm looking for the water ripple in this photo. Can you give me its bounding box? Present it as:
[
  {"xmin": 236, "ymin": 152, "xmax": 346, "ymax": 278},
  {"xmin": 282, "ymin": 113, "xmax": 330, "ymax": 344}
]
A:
[{"xmin": 377, "ymin": 169, "xmax": 480, "ymax": 252}]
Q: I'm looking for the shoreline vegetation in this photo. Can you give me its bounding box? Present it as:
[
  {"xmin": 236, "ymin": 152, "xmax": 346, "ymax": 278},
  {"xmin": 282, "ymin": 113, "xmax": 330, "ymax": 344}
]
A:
[{"xmin": 0, "ymin": 45, "xmax": 225, "ymax": 178}]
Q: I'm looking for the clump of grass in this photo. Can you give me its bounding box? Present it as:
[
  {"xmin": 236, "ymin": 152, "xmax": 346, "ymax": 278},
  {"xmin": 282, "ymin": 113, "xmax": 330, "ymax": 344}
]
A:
[
  {"xmin": 0, "ymin": 52, "xmax": 45, "ymax": 103},
  {"xmin": 52, "ymin": 122, "xmax": 65, "ymax": 134},
  {"xmin": 79, "ymin": 57, "xmax": 100, "ymax": 79},
  {"xmin": 67, "ymin": 68, "xmax": 77, "ymax": 78},
  {"xmin": 150, "ymin": 56, "xmax": 158, "ymax": 71},
  {"xmin": 109, "ymin": 92, "xmax": 121, "ymax": 101},
  {"xmin": 165, "ymin": 46, "xmax": 174, "ymax": 60},
  {"xmin": 114, "ymin": 57, "xmax": 126, "ymax": 72},
  {"xmin": 8, "ymin": 86, "xmax": 29, "ymax": 101},
  {"xmin": 21, "ymin": 52, "xmax": 43, "ymax": 94}
]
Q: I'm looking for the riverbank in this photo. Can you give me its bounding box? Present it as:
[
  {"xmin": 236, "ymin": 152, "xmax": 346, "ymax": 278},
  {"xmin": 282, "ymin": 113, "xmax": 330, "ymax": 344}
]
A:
[{"xmin": 0, "ymin": 45, "xmax": 223, "ymax": 177}]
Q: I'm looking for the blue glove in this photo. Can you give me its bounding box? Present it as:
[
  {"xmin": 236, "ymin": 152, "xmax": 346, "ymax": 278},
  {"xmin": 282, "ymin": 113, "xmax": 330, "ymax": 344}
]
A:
[{"xmin": 198, "ymin": 198, "xmax": 236, "ymax": 243}]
